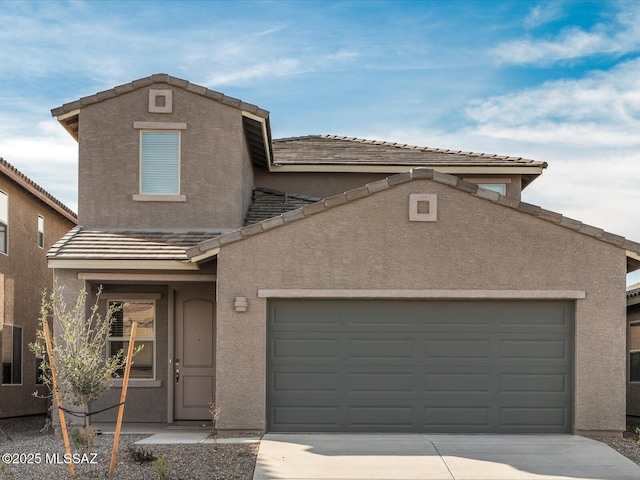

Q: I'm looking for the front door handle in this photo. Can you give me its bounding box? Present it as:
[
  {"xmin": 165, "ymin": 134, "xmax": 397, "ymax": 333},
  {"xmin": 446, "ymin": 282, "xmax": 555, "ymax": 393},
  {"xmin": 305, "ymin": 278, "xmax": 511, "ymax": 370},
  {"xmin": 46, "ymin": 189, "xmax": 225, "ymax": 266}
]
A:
[{"xmin": 175, "ymin": 359, "xmax": 180, "ymax": 384}]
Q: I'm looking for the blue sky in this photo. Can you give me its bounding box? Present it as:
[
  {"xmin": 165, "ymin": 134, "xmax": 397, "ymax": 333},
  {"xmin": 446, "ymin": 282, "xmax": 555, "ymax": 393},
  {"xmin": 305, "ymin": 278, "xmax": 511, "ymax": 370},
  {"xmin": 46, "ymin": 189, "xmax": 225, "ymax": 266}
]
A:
[{"xmin": 2, "ymin": 0, "xmax": 640, "ymax": 282}]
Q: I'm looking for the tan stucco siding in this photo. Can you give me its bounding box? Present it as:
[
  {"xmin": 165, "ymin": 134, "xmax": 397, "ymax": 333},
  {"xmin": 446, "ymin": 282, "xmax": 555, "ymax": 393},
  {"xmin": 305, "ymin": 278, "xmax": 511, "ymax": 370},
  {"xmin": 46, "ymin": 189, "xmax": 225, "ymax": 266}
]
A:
[
  {"xmin": 215, "ymin": 179, "xmax": 626, "ymax": 432},
  {"xmin": 0, "ymin": 177, "xmax": 75, "ymax": 418},
  {"xmin": 254, "ymin": 170, "xmax": 522, "ymax": 200},
  {"xmin": 77, "ymin": 84, "xmax": 247, "ymax": 229}
]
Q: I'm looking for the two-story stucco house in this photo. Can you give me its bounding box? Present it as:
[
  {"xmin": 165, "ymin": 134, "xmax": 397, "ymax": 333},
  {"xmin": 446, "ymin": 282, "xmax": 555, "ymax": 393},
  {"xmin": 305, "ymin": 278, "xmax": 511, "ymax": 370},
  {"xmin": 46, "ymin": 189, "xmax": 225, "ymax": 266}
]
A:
[
  {"xmin": 0, "ymin": 158, "xmax": 77, "ymax": 418},
  {"xmin": 48, "ymin": 73, "xmax": 640, "ymax": 435}
]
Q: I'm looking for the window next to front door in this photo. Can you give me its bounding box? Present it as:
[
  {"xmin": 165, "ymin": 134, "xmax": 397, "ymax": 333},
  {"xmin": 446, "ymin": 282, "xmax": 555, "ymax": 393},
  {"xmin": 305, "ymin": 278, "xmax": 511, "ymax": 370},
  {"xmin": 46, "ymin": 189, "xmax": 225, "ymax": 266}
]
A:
[{"xmin": 108, "ymin": 300, "xmax": 156, "ymax": 379}]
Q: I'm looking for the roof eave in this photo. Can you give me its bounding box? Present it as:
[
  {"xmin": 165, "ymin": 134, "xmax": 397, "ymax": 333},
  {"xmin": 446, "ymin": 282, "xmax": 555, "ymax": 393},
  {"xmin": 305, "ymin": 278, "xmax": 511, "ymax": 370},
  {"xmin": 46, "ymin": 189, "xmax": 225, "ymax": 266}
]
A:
[{"xmin": 47, "ymin": 259, "xmax": 199, "ymax": 270}]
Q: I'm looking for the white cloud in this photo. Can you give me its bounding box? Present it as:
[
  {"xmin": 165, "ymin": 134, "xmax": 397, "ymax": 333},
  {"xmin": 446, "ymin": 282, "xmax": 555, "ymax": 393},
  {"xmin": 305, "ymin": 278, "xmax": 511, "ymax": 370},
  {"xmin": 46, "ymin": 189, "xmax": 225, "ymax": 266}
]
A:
[
  {"xmin": 524, "ymin": 3, "xmax": 565, "ymax": 29},
  {"xmin": 205, "ymin": 50, "xmax": 357, "ymax": 87},
  {"xmin": 465, "ymin": 57, "xmax": 640, "ymax": 147},
  {"xmin": 493, "ymin": 3, "xmax": 640, "ymax": 64},
  {"xmin": 0, "ymin": 120, "xmax": 78, "ymax": 212}
]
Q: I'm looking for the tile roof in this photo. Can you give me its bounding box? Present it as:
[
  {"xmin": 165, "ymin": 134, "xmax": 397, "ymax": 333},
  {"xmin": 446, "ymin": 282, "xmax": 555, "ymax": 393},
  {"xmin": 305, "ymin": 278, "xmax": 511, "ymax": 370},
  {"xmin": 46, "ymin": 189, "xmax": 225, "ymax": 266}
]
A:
[
  {"xmin": 187, "ymin": 168, "xmax": 640, "ymax": 263},
  {"xmin": 627, "ymin": 283, "xmax": 640, "ymax": 298},
  {"xmin": 48, "ymin": 227, "xmax": 226, "ymax": 261},
  {"xmin": 272, "ymin": 135, "xmax": 548, "ymax": 168},
  {"xmin": 0, "ymin": 157, "xmax": 77, "ymax": 223},
  {"xmin": 244, "ymin": 188, "xmax": 321, "ymax": 225},
  {"xmin": 51, "ymin": 73, "xmax": 269, "ymax": 120}
]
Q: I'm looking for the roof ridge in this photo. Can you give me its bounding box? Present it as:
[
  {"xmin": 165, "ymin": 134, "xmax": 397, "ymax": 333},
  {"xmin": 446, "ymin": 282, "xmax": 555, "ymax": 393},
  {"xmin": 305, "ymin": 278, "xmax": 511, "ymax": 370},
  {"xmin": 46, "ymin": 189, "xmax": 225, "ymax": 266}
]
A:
[
  {"xmin": 0, "ymin": 157, "xmax": 77, "ymax": 223},
  {"xmin": 51, "ymin": 73, "xmax": 269, "ymax": 119},
  {"xmin": 187, "ymin": 167, "xmax": 639, "ymax": 262}
]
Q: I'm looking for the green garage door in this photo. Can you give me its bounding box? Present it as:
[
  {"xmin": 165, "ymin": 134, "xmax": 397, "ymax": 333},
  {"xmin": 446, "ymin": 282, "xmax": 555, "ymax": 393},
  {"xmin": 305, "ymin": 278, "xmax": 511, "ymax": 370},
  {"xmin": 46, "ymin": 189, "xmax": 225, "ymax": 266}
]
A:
[{"xmin": 267, "ymin": 299, "xmax": 573, "ymax": 433}]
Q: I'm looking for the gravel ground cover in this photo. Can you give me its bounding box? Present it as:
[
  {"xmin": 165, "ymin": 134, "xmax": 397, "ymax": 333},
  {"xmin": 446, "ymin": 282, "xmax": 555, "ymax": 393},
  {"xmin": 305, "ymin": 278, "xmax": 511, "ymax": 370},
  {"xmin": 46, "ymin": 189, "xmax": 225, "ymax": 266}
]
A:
[
  {"xmin": 3, "ymin": 415, "xmax": 640, "ymax": 479},
  {"xmin": 588, "ymin": 417, "xmax": 640, "ymax": 468},
  {"xmin": 0, "ymin": 416, "xmax": 258, "ymax": 479}
]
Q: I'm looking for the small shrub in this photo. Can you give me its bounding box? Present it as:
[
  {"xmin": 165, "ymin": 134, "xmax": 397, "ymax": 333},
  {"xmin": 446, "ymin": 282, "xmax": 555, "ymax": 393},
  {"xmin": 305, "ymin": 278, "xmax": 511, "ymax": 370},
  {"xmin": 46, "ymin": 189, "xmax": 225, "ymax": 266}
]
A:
[
  {"xmin": 128, "ymin": 444, "xmax": 156, "ymax": 464},
  {"xmin": 151, "ymin": 453, "xmax": 173, "ymax": 480}
]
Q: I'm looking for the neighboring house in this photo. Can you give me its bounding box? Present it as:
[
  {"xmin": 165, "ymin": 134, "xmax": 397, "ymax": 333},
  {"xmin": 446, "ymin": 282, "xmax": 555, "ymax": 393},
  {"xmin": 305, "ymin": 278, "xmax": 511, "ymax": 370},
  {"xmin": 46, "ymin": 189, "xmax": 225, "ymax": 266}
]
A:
[
  {"xmin": 48, "ymin": 73, "xmax": 640, "ymax": 435},
  {"xmin": 627, "ymin": 284, "xmax": 640, "ymax": 417},
  {"xmin": 0, "ymin": 158, "xmax": 77, "ymax": 418}
]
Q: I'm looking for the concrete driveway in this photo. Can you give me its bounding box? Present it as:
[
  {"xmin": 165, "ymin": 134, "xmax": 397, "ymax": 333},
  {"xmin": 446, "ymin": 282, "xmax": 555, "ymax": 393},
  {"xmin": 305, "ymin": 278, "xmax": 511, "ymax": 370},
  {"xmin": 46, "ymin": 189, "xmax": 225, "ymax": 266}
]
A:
[{"xmin": 253, "ymin": 434, "xmax": 640, "ymax": 480}]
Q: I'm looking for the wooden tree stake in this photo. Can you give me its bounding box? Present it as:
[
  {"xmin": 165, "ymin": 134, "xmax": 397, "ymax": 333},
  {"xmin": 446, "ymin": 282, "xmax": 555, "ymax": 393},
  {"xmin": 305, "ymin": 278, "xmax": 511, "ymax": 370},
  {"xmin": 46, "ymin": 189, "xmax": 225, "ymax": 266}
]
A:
[
  {"xmin": 108, "ymin": 321, "xmax": 137, "ymax": 477},
  {"xmin": 43, "ymin": 321, "xmax": 75, "ymax": 478}
]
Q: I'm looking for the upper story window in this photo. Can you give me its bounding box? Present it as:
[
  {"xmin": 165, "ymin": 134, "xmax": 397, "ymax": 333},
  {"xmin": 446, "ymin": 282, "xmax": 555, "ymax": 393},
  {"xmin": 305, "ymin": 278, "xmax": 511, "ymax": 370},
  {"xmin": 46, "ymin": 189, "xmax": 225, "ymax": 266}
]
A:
[
  {"xmin": 0, "ymin": 191, "xmax": 8, "ymax": 254},
  {"xmin": 478, "ymin": 184, "xmax": 506, "ymax": 195},
  {"xmin": 630, "ymin": 321, "xmax": 640, "ymax": 382},
  {"xmin": 140, "ymin": 131, "xmax": 180, "ymax": 195},
  {"xmin": 37, "ymin": 215, "xmax": 44, "ymax": 248}
]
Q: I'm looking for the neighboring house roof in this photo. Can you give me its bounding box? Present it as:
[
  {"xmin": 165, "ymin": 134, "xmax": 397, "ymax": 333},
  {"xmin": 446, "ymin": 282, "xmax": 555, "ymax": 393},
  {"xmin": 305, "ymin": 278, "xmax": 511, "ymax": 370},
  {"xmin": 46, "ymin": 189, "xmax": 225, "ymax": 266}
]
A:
[
  {"xmin": 187, "ymin": 167, "xmax": 640, "ymax": 268},
  {"xmin": 0, "ymin": 157, "xmax": 77, "ymax": 223},
  {"xmin": 50, "ymin": 73, "xmax": 273, "ymax": 168},
  {"xmin": 271, "ymin": 135, "xmax": 547, "ymax": 188},
  {"xmin": 47, "ymin": 227, "xmax": 227, "ymax": 269},
  {"xmin": 245, "ymin": 188, "xmax": 321, "ymax": 225}
]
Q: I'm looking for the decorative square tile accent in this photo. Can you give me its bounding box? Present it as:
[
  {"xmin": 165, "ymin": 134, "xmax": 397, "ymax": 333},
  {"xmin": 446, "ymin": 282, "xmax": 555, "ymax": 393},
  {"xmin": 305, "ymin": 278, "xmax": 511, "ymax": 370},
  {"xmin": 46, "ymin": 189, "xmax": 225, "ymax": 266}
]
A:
[
  {"xmin": 409, "ymin": 193, "xmax": 437, "ymax": 222},
  {"xmin": 149, "ymin": 89, "xmax": 173, "ymax": 113}
]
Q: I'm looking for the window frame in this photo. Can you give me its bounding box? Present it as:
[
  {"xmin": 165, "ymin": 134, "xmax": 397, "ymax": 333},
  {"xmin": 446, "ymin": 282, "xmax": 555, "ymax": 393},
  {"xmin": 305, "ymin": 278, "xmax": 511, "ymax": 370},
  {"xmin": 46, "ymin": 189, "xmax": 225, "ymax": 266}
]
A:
[
  {"xmin": 0, "ymin": 190, "xmax": 8, "ymax": 255},
  {"xmin": 107, "ymin": 299, "xmax": 157, "ymax": 381},
  {"xmin": 37, "ymin": 215, "xmax": 44, "ymax": 249},
  {"xmin": 139, "ymin": 130, "xmax": 181, "ymax": 196},
  {"xmin": 1, "ymin": 324, "xmax": 22, "ymax": 386},
  {"xmin": 630, "ymin": 320, "xmax": 640, "ymax": 383},
  {"xmin": 478, "ymin": 183, "xmax": 507, "ymax": 195}
]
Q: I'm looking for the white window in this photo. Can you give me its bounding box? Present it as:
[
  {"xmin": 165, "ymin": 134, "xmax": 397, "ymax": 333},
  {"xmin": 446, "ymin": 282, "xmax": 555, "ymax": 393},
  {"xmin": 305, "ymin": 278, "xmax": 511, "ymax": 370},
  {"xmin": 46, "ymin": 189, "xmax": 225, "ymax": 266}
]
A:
[
  {"xmin": 0, "ymin": 191, "xmax": 8, "ymax": 254},
  {"xmin": 140, "ymin": 131, "xmax": 180, "ymax": 195},
  {"xmin": 108, "ymin": 300, "xmax": 156, "ymax": 379},
  {"xmin": 2, "ymin": 324, "xmax": 22, "ymax": 385},
  {"xmin": 478, "ymin": 184, "xmax": 506, "ymax": 195},
  {"xmin": 630, "ymin": 322, "xmax": 640, "ymax": 382},
  {"xmin": 37, "ymin": 215, "xmax": 44, "ymax": 248}
]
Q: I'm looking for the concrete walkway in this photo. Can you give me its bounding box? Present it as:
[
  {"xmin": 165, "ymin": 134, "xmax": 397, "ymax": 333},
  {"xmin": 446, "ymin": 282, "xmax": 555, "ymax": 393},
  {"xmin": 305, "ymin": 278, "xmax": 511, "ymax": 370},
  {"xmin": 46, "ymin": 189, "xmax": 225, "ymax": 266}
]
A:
[
  {"xmin": 253, "ymin": 434, "xmax": 640, "ymax": 480},
  {"xmin": 90, "ymin": 422, "xmax": 260, "ymax": 445}
]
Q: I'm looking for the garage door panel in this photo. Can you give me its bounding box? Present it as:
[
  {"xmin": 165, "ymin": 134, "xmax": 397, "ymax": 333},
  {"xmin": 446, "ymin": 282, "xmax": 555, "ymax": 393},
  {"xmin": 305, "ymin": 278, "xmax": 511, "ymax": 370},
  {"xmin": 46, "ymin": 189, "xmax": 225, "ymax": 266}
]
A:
[
  {"xmin": 271, "ymin": 337, "xmax": 340, "ymax": 361},
  {"xmin": 348, "ymin": 406, "xmax": 415, "ymax": 428},
  {"xmin": 424, "ymin": 406, "xmax": 492, "ymax": 428},
  {"xmin": 501, "ymin": 372, "xmax": 568, "ymax": 394},
  {"xmin": 500, "ymin": 407, "xmax": 568, "ymax": 429},
  {"xmin": 271, "ymin": 370, "xmax": 340, "ymax": 394},
  {"xmin": 267, "ymin": 299, "xmax": 573, "ymax": 433},
  {"xmin": 500, "ymin": 339, "xmax": 569, "ymax": 361},
  {"xmin": 425, "ymin": 372, "xmax": 491, "ymax": 393},
  {"xmin": 272, "ymin": 405, "xmax": 339, "ymax": 429},
  {"xmin": 424, "ymin": 338, "xmax": 491, "ymax": 359},
  {"xmin": 348, "ymin": 338, "xmax": 416, "ymax": 360}
]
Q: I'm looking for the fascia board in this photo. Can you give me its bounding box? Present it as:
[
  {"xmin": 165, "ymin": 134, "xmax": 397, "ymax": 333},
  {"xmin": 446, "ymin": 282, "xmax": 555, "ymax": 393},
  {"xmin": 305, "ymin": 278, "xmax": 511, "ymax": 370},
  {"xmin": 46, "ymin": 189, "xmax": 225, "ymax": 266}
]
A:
[{"xmin": 47, "ymin": 259, "xmax": 199, "ymax": 270}]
